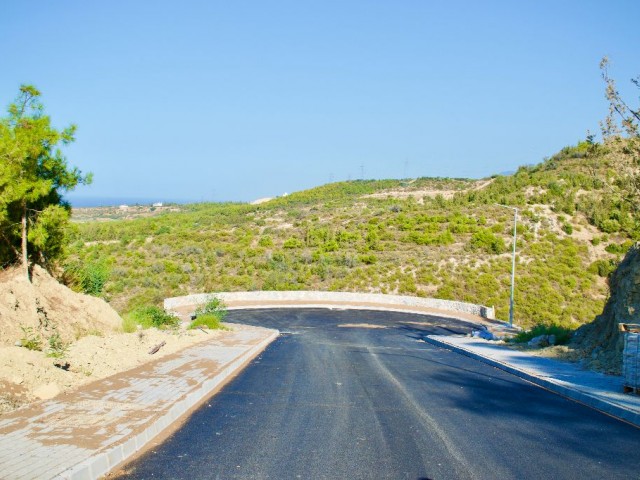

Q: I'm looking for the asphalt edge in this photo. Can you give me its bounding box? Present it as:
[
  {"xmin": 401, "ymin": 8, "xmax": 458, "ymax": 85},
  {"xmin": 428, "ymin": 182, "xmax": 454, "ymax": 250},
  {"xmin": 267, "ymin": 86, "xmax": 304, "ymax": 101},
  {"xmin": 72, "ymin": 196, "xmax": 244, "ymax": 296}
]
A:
[
  {"xmin": 425, "ymin": 335, "xmax": 640, "ymax": 428},
  {"xmin": 58, "ymin": 328, "xmax": 280, "ymax": 480}
]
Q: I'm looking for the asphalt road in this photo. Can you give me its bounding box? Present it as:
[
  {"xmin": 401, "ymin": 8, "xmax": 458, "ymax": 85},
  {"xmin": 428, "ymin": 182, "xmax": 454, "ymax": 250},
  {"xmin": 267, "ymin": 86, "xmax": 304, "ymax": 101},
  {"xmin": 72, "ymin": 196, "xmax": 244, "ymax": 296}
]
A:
[{"xmin": 114, "ymin": 309, "xmax": 640, "ymax": 479}]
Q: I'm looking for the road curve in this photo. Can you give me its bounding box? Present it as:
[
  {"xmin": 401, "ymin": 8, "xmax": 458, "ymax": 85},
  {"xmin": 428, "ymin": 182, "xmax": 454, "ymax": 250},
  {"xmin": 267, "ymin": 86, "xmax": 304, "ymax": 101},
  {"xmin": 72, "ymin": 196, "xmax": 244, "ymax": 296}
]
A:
[{"xmin": 112, "ymin": 308, "xmax": 640, "ymax": 480}]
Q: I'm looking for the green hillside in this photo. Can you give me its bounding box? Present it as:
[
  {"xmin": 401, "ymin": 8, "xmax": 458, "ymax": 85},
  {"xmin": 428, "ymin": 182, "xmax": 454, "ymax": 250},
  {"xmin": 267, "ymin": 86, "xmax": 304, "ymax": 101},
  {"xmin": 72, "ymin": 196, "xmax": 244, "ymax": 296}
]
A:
[{"xmin": 66, "ymin": 139, "xmax": 636, "ymax": 329}]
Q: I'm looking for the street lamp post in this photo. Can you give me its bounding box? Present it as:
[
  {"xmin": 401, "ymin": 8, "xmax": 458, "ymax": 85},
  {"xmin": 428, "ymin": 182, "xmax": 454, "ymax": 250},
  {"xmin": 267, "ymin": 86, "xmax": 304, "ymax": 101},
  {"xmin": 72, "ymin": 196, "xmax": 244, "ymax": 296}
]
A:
[{"xmin": 497, "ymin": 205, "xmax": 518, "ymax": 327}]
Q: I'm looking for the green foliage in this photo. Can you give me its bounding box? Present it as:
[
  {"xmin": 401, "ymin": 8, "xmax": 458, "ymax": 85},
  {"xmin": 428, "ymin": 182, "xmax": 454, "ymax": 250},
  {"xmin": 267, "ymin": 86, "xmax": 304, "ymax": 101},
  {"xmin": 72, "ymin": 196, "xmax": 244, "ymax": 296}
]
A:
[
  {"xmin": 65, "ymin": 260, "xmax": 109, "ymax": 296},
  {"xmin": 588, "ymin": 259, "xmax": 617, "ymax": 278},
  {"xmin": 0, "ymin": 85, "xmax": 91, "ymax": 274},
  {"xmin": 188, "ymin": 313, "xmax": 226, "ymax": 330},
  {"xmin": 68, "ymin": 151, "xmax": 634, "ymax": 330},
  {"xmin": 194, "ymin": 296, "xmax": 228, "ymax": 321},
  {"xmin": 126, "ymin": 306, "xmax": 180, "ymax": 330},
  {"xmin": 19, "ymin": 326, "xmax": 42, "ymax": 351},
  {"xmin": 46, "ymin": 332, "xmax": 68, "ymax": 358},
  {"xmin": 470, "ymin": 228, "xmax": 506, "ymax": 254},
  {"xmin": 511, "ymin": 324, "xmax": 574, "ymax": 345},
  {"xmin": 605, "ymin": 241, "xmax": 632, "ymax": 254},
  {"xmin": 562, "ymin": 223, "xmax": 573, "ymax": 235},
  {"xmin": 283, "ymin": 237, "xmax": 304, "ymax": 249},
  {"xmin": 258, "ymin": 235, "xmax": 273, "ymax": 247}
]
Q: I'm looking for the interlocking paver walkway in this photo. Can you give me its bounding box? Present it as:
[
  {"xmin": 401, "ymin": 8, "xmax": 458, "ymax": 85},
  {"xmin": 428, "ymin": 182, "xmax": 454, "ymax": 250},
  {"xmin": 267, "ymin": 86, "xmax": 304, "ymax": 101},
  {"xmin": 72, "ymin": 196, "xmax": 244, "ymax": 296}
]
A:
[
  {"xmin": 427, "ymin": 335, "xmax": 640, "ymax": 427},
  {"xmin": 0, "ymin": 324, "xmax": 278, "ymax": 480}
]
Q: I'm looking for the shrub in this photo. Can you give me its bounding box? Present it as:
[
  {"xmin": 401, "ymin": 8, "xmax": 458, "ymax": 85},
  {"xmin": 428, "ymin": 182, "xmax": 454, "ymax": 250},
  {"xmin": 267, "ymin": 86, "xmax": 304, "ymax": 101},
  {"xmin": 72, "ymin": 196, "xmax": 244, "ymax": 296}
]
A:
[
  {"xmin": 283, "ymin": 237, "xmax": 303, "ymax": 249},
  {"xmin": 470, "ymin": 228, "xmax": 506, "ymax": 254},
  {"xmin": 194, "ymin": 296, "xmax": 228, "ymax": 322},
  {"xmin": 258, "ymin": 235, "xmax": 274, "ymax": 247},
  {"xmin": 588, "ymin": 259, "xmax": 618, "ymax": 277},
  {"xmin": 189, "ymin": 313, "xmax": 226, "ymax": 330},
  {"xmin": 358, "ymin": 254, "xmax": 377, "ymax": 265},
  {"xmin": 604, "ymin": 241, "xmax": 632, "ymax": 254},
  {"xmin": 65, "ymin": 261, "xmax": 110, "ymax": 296},
  {"xmin": 562, "ymin": 223, "xmax": 573, "ymax": 235},
  {"xmin": 126, "ymin": 306, "xmax": 180, "ymax": 330},
  {"xmin": 511, "ymin": 324, "xmax": 573, "ymax": 345}
]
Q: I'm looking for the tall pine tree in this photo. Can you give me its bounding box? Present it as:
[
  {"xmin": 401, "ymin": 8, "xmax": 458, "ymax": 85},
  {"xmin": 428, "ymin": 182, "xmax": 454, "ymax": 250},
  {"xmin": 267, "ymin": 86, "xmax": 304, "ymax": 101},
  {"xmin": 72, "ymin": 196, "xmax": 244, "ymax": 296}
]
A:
[{"xmin": 0, "ymin": 85, "xmax": 91, "ymax": 279}]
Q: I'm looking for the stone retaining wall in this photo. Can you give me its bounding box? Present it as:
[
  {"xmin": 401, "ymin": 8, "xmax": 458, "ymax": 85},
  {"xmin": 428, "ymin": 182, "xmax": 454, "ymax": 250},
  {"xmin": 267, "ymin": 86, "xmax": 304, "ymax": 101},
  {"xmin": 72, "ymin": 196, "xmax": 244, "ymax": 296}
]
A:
[{"xmin": 164, "ymin": 291, "xmax": 495, "ymax": 320}]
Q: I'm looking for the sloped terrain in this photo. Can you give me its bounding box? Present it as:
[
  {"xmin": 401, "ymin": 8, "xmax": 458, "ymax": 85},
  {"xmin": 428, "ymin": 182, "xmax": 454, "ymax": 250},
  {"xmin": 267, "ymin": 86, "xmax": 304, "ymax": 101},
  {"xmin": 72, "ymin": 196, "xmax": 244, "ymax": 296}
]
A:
[
  {"xmin": 0, "ymin": 265, "xmax": 217, "ymax": 414},
  {"xmin": 572, "ymin": 242, "xmax": 640, "ymax": 374},
  {"xmin": 67, "ymin": 141, "xmax": 634, "ymax": 332},
  {"xmin": 0, "ymin": 265, "xmax": 122, "ymax": 347}
]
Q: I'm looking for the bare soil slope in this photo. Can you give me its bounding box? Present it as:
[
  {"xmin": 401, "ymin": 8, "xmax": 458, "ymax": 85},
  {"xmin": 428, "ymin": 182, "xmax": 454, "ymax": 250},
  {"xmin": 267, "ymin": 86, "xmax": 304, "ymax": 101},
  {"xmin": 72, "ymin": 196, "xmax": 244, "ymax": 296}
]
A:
[
  {"xmin": 0, "ymin": 265, "xmax": 218, "ymax": 415},
  {"xmin": 0, "ymin": 265, "xmax": 121, "ymax": 346}
]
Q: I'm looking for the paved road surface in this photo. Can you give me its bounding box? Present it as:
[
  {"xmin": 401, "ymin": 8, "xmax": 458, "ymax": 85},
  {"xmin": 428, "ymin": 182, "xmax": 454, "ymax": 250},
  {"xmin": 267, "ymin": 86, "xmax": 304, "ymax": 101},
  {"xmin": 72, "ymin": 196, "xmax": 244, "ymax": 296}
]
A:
[{"xmin": 113, "ymin": 309, "xmax": 640, "ymax": 479}]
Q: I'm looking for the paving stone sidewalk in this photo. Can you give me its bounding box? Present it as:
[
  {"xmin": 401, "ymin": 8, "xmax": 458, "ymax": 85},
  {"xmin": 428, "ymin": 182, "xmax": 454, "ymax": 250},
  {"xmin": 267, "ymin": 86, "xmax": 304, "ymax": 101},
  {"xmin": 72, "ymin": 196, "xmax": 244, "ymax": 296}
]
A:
[
  {"xmin": 0, "ymin": 324, "xmax": 279, "ymax": 480},
  {"xmin": 426, "ymin": 335, "xmax": 640, "ymax": 427}
]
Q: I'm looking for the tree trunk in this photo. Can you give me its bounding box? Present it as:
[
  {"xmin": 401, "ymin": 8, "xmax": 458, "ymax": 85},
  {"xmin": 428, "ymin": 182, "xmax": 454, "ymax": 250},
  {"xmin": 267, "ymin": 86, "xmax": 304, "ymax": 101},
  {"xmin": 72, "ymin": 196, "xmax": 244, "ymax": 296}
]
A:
[{"xmin": 21, "ymin": 202, "xmax": 29, "ymax": 281}]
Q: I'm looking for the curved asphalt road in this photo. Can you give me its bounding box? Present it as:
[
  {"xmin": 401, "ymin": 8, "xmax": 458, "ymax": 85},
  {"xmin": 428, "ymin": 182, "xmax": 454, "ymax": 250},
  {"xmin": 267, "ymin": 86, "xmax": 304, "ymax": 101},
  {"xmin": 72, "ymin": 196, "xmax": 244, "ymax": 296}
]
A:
[{"xmin": 113, "ymin": 309, "xmax": 640, "ymax": 479}]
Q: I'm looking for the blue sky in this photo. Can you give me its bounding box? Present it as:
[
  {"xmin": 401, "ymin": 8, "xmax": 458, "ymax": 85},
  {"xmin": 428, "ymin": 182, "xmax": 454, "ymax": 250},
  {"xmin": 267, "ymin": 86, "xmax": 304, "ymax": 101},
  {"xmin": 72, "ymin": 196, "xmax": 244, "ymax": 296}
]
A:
[{"xmin": 1, "ymin": 1, "xmax": 639, "ymax": 204}]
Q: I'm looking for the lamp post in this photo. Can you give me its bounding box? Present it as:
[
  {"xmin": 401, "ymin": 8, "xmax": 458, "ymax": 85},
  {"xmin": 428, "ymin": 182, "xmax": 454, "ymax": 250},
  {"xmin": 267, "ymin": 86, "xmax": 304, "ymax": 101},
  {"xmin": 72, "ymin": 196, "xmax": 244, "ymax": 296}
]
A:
[{"xmin": 497, "ymin": 204, "xmax": 518, "ymax": 327}]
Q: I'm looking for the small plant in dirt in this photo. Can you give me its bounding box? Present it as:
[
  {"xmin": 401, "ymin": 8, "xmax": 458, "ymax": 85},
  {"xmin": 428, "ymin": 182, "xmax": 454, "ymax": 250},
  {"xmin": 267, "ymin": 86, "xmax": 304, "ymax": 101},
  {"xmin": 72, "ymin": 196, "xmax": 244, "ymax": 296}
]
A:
[
  {"xmin": 46, "ymin": 332, "xmax": 68, "ymax": 358},
  {"xmin": 125, "ymin": 306, "xmax": 180, "ymax": 330},
  {"xmin": 19, "ymin": 326, "xmax": 43, "ymax": 351},
  {"xmin": 510, "ymin": 324, "xmax": 574, "ymax": 345}
]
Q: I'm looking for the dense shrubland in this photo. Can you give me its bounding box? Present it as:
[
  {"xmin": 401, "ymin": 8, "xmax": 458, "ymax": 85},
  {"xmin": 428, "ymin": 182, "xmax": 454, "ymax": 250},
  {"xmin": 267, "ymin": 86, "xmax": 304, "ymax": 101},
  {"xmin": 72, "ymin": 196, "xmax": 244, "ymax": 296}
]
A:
[{"xmin": 64, "ymin": 142, "xmax": 636, "ymax": 329}]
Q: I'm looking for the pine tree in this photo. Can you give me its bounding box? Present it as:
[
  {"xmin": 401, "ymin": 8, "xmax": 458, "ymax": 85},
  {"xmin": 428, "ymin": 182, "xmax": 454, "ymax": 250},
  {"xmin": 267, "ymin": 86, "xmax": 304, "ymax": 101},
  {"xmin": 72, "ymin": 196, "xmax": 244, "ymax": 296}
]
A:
[{"xmin": 0, "ymin": 85, "xmax": 91, "ymax": 279}]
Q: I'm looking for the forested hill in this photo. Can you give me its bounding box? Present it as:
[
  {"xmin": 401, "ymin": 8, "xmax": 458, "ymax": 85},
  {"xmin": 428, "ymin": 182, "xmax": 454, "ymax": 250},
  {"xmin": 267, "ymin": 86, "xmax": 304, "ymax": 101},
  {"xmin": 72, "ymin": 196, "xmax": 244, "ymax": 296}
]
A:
[{"xmin": 67, "ymin": 138, "xmax": 637, "ymax": 329}]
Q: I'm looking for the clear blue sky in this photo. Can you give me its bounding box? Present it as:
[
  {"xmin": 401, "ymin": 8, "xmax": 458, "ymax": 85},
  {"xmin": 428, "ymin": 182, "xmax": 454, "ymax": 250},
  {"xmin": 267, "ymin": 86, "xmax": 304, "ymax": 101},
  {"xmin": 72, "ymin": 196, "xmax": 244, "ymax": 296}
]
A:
[{"xmin": 2, "ymin": 1, "xmax": 639, "ymax": 204}]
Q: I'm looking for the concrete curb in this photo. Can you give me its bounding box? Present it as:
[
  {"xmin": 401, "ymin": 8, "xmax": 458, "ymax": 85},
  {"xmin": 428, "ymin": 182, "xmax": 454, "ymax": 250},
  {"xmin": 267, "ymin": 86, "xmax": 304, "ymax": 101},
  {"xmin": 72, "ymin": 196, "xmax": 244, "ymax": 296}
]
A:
[
  {"xmin": 58, "ymin": 329, "xmax": 279, "ymax": 480},
  {"xmin": 164, "ymin": 291, "xmax": 496, "ymax": 320},
  {"xmin": 425, "ymin": 335, "xmax": 640, "ymax": 428}
]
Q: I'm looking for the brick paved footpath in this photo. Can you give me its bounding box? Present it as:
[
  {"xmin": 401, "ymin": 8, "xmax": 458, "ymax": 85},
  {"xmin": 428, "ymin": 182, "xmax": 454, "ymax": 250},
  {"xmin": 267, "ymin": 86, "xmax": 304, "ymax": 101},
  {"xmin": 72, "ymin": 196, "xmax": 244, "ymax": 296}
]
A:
[{"xmin": 0, "ymin": 324, "xmax": 278, "ymax": 480}]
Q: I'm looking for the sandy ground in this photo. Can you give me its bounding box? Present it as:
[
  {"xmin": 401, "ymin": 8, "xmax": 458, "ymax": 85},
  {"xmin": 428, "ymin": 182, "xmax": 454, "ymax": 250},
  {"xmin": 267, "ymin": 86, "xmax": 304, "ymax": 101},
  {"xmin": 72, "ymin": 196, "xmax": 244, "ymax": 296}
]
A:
[{"xmin": 0, "ymin": 326, "xmax": 225, "ymax": 415}]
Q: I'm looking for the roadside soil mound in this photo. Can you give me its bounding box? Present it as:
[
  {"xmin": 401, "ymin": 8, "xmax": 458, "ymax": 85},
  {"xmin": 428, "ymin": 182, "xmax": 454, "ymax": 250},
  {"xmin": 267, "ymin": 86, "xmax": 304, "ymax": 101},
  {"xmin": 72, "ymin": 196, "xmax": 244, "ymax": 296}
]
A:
[
  {"xmin": 0, "ymin": 327, "xmax": 216, "ymax": 414},
  {"xmin": 0, "ymin": 265, "xmax": 226, "ymax": 415},
  {"xmin": 0, "ymin": 265, "xmax": 121, "ymax": 347}
]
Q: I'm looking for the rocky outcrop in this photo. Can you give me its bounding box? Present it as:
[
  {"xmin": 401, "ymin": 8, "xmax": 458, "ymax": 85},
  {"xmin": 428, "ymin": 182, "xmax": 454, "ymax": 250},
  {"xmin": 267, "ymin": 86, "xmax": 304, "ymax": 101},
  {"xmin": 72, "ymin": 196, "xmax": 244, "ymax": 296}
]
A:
[{"xmin": 572, "ymin": 242, "xmax": 640, "ymax": 374}]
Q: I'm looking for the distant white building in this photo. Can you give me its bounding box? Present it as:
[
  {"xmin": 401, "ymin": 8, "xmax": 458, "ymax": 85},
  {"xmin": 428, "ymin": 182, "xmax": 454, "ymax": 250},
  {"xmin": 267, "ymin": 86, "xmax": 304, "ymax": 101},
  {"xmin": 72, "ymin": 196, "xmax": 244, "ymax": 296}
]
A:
[
  {"xmin": 153, "ymin": 202, "xmax": 163, "ymax": 207},
  {"xmin": 119, "ymin": 205, "xmax": 129, "ymax": 210}
]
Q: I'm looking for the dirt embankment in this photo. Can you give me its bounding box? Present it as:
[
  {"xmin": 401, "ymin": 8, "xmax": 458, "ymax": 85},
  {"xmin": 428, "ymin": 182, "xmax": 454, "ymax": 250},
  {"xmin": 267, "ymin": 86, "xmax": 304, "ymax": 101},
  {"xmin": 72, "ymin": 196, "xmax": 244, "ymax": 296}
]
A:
[{"xmin": 0, "ymin": 265, "xmax": 214, "ymax": 414}]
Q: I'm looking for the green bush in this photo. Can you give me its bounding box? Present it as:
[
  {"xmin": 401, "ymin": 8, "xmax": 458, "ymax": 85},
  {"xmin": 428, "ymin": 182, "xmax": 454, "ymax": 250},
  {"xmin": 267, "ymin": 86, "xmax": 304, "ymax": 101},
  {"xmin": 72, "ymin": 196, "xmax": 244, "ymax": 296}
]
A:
[
  {"xmin": 588, "ymin": 258, "xmax": 618, "ymax": 277},
  {"xmin": 189, "ymin": 313, "xmax": 226, "ymax": 330},
  {"xmin": 194, "ymin": 296, "xmax": 228, "ymax": 322},
  {"xmin": 283, "ymin": 237, "xmax": 303, "ymax": 249},
  {"xmin": 470, "ymin": 228, "xmax": 506, "ymax": 254},
  {"xmin": 126, "ymin": 306, "xmax": 180, "ymax": 330},
  {"xmin": 258, "ymin": 235, "xmax": 273, "ymax": 247},
  {"xmin": 65, "ymin": 261, "xmax": 110, "ymax": 296},
  {"xmin": 605, "ymin": 241, "xmax": 632, "ymax": 254},
  {"xmin": 562, "ymin": 223, "xmax": 573, "ymax": 235},
  {"xmin": 511, "ymin": 324, "xmax": 574, "ymax": 345}
]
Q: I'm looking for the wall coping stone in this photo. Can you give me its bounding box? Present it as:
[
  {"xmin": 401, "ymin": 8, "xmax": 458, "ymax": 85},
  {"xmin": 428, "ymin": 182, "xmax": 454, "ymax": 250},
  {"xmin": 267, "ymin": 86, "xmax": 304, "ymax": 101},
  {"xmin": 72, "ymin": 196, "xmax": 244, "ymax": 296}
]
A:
[{"xmin": 164, "ymin": 291, "xmax": 495, "ymax": 320}]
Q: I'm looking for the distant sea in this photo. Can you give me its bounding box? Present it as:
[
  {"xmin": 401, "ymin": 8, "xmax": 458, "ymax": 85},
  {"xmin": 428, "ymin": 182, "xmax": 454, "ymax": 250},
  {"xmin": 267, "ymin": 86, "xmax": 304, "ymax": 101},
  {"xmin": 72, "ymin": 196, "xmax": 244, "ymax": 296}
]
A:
[{"xmin": 64, "ymin": 196, "xmax": 194, "ymax": 208}]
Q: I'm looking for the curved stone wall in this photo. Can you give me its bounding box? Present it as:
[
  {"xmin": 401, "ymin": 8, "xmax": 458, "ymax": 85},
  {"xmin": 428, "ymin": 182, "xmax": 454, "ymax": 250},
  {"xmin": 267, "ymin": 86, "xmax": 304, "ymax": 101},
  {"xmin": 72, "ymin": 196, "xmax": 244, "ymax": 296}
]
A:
[{"xmin": 164, "ymin": 291, "xmax": 495, "ymax": 320}]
